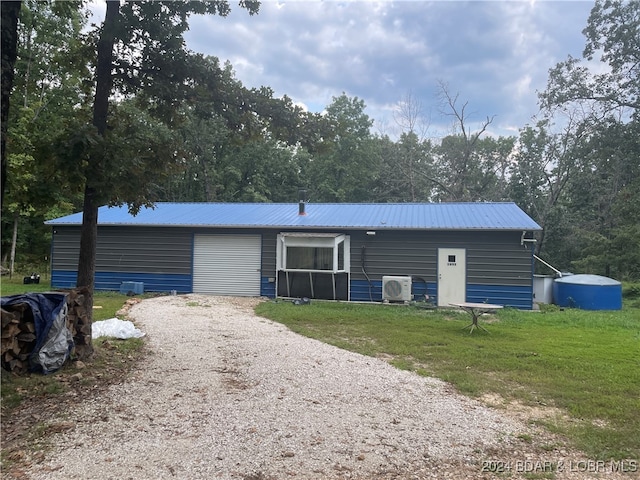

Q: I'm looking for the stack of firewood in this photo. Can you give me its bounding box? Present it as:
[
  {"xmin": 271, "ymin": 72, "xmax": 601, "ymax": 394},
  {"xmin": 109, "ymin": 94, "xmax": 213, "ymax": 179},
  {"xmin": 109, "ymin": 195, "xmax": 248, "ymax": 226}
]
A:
[
  {"xmin": 1, "ymin": 303, "xmax": 37, "ymax": 374},
  {"xmin": 65, "ymin": 287, "xmax": 94, "ymax": 360},
  {"xmin": 1, "ymin": 288, "xmax": 95, "ymax": 375}
]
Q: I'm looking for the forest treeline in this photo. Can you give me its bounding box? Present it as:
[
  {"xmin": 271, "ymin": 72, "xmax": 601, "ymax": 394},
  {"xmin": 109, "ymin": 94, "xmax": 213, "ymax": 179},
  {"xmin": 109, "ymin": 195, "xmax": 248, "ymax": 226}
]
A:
[{"xmin": 2, "ymin": 0, "xmax": 639, "ymax": 281}]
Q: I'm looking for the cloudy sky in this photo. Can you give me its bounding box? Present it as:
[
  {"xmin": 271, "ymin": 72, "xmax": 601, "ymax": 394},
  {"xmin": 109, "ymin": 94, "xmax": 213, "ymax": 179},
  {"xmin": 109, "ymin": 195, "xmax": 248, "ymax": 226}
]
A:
[
  {"xmin": 92, "ymin": 1, "xmax": 595, "ymax": 139},
  {"xmin": 182, "ymin": 0, "xmax": 595, "ymax": 139}
]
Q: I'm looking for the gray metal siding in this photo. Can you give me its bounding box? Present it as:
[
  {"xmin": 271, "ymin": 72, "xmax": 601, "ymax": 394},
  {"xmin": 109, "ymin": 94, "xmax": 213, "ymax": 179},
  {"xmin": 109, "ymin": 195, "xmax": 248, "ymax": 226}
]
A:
[
  {"xmin": 51, "ymin": 226, "xmax": 192, "ymax": 274},
  {"xmin": 261, "ymin": 231, "xmax": 278, "ymax": 279},
  {"xmin": 350, "ymin": 230, "xmax": 532, "ymax": 286},
  {"xmin": 97, "ymin": 227, "xmax": 192, "ymax": 273},
  {"xmin": 50, "ymin": 227, "xmax": 81, "ymax": 270},
  {"xmin": 51, "ymin": 226, "xmax": 532, "ymax": 295}
]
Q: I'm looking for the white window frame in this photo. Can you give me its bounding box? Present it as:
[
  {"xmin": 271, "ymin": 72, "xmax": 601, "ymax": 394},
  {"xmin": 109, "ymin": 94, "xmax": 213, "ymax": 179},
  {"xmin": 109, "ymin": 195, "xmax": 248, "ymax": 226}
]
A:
[{"xmin": 277, "ymin": 233, "xmax": 350, "ymax": 273}]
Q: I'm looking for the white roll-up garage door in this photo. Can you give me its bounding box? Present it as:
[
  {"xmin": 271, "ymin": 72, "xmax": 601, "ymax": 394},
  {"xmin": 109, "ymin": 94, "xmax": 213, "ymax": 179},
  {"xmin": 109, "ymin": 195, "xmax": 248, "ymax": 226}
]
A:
[{"xmin": 193, "ymin": 234, "xmax": 261, "ymax": 296}]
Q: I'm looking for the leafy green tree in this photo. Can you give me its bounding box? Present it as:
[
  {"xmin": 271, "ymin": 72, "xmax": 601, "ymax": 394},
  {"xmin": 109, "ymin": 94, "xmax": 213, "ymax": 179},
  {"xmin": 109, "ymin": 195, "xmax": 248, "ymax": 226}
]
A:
[
  {"xmin": 540, "ymin": 0, "xmax": 639, "ymax": 119},
  {"xmin": 303, "ymin": 94, "xmax": 376, "ymax": 202},
  {"xmin": 164, "ymin": 112, "xmax": 232, "ymax": 202},
  {"xmin": 509, "ymin": 117, "xmax": 591, "ymax": 259},
  {"xmin": 562, "ymin": 119, "xmax": 640, "ymax": 278},
  {"xmin": 165, "ymin": 111, "xmax": 306, "ymax": 203},
  {"xmin": 217, "ymin": 139, "xmax": 305, "ymax": 202},
  {"xmin": 474, "ymin": 135, "xmax": 515, "ymax": 200},
  {"xmin": 155, "ymin": 57, "xmax": 311, "ymax": 204},
  {"xmin": 532, "ymin": 0, "xmax": 640, "ymax": 279},
  {"xmin": 373, "ymin": 131, "xmax": 436, "ymax": 202},
  {"xmin": 1, "ymin": 1, "xmax": 21, "ymax": 208},
  {"xmin": 370, "ymin": 92, "xmax": 437, "ymax": 202},
  {"xmin": 431, "ymin": 83, "xmax": 514, "ymax": 202},
  {"xmin": 67, "ymin": 0, "xmax": 259, "ymax": 329},
  {"xmin": 2, "ymin": 0, "xmax": 86, "ymax": 273}
]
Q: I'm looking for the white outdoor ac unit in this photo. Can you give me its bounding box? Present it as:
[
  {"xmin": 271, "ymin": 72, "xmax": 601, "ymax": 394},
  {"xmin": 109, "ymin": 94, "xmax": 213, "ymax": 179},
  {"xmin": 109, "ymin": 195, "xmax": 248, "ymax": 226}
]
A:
[{"xmin": 382, "ymin": 276, "xmax": 412, "ymax": 302}]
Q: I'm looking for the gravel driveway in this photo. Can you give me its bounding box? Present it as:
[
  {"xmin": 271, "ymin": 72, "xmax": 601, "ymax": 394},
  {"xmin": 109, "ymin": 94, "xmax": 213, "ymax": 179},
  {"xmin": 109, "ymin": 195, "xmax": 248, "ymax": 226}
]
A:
[{"xmin": 20, "ymin": 295, "xmax": 630, "ymax": 479}]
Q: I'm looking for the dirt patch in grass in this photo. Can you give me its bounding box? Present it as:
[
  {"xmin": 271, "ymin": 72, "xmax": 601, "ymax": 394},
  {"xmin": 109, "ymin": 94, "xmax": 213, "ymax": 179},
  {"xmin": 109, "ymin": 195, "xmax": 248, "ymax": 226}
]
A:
[{"xmin": 479, "ymin": 392, "xmax": 571, "ymax": 425}]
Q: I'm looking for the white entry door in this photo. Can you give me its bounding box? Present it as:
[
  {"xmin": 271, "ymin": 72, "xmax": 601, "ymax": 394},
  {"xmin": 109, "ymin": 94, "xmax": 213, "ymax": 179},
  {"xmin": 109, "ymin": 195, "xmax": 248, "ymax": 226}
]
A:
[{"xmin": 437, "ymin": 248, "xmax": 466, "ymax": 307}]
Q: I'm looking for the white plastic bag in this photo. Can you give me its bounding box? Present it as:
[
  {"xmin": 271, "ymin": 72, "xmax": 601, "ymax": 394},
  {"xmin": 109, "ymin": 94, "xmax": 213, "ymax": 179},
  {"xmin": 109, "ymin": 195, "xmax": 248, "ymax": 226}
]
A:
[{"xmin": 92, "ymin": 318, "xmax": 145, "ymax": 339}]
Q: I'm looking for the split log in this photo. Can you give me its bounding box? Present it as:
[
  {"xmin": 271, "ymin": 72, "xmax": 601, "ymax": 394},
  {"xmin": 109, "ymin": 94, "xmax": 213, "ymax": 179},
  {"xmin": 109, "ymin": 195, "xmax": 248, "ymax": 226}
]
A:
[
  {"xmin": 1, "ymin": 306, "xmax": 37, "ymax": 374},
  {"xmin": 64, "ymin": 286, "xmax": 94, "ymax": 360}
]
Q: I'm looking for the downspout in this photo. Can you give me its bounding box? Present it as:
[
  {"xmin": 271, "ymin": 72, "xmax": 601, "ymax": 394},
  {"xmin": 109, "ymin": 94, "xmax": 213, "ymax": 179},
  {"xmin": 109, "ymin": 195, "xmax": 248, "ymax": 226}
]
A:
[
  {"xmin": 361, "ymin": 245, "xmax": 374, "ymax": 302},
  {"xmin": 521, "ymin": 230, "xmax": 538, "ymax": 309}
]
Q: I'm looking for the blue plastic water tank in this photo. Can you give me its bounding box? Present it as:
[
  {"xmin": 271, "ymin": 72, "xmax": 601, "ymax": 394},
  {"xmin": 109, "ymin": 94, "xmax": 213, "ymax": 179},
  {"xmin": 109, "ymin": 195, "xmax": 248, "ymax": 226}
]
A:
[{"xmin": 553, "ymin": 274, "xmax": 622, "ymax": 310}]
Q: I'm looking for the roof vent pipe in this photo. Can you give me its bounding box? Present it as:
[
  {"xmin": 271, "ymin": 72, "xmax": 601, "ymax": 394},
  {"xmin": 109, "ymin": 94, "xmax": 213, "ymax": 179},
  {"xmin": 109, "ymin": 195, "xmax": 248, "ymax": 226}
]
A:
[{"xmin": 298, "ymin": 189, "xmax": 307, "ymax": 216}]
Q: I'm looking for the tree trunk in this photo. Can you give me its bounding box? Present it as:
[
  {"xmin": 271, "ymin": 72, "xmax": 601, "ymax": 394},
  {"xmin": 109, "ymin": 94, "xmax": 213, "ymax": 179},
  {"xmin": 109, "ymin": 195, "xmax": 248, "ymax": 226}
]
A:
[
  {"xmin": 92, "ymin": 1, "xmax": 118, "ymax": 136},
  {"xmin": 1, "ymin": 1, "xmax": 21, "ymax": 209},
  {"xmin": 76, "ymin": 186, "xmax": 98, "ymax": 296},
  {"xmin": 9, "ymin": 212, "xmax": 18, "ymax": 277},
  {"xmin": 75, "ymin": 0, "xmax": 119, "ymax": 340},
  {"xmin": 75, "ymin": 185, "xmax": 97, "ymax": 361}
]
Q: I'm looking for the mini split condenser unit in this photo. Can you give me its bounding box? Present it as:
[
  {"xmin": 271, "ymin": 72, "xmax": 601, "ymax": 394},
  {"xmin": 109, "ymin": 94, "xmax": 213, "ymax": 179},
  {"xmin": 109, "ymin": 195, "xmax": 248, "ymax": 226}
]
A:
[{"xmin": 382, "ymin": 276, "xmax": 412, "ymax": 302}]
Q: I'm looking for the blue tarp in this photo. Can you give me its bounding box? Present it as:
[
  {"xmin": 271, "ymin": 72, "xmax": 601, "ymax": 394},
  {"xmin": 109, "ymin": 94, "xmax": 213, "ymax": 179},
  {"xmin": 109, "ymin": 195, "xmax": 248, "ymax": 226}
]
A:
[{"xmin": 1, "ymin": 293, "xmax": 74, "ymax": 374}]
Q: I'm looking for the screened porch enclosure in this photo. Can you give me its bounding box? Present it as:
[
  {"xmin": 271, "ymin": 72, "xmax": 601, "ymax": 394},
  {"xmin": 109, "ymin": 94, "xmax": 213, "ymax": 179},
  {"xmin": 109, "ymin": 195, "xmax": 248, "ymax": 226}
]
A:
[{"xmin": 276, "ymin": 233, "xmax": 350, "ymax": 300}]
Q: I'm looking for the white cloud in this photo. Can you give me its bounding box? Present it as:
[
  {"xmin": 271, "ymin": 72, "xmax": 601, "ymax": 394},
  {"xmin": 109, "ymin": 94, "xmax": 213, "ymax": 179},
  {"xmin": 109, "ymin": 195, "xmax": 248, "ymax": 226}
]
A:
[{"xmin": 89, "ymin": 0, "xmax": 594, "ymax": 139}]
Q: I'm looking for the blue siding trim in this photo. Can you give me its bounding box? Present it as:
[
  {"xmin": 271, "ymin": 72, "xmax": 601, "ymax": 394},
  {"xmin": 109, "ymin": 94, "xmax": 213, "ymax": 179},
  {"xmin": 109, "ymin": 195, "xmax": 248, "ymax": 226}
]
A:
[
  {"xmin": 350, "ymin": 279, "xmax": 532, "ymax": 309},
  {"xmin": 52, "ymin": 270, "xmax": 192, "ymax": 293},
  {"xmin": 261, "ymin": 277, "xmax": 276, "ymax": 298},
  {"xmin": 411, "ymin": 280, "xmax": 437, "ymax": 302},
  {"xmin": 351, "ymin": 279, "xmax": 382, "ymax": 302},
  {"xmin": 53, "ymin": 271, "xmax": 532, "ymax": 309},
  {"xmin": 350, "ymin": 279, "xmax": 437, "ymax": 303},
  {"xmin": 51, "ymin": 270, "xmax": 79, "ymax": 289},
  {"xmin": 467, "ymin": 284, "xmax": 533, "ymax": 309}
]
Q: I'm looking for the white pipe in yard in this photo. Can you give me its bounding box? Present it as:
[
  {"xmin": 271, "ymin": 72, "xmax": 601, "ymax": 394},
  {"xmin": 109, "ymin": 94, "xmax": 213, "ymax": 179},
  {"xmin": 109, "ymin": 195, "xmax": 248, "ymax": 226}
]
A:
[{"xmin": 534, "ymin": 255, "xmax": 563, "ymax": 277}]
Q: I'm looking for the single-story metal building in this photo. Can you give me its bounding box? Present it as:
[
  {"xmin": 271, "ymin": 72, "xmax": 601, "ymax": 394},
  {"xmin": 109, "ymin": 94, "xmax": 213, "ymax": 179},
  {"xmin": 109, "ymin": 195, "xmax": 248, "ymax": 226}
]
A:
[{"xmin": 46, "ymin": 202, "xmax": 541, "ymax": 309}]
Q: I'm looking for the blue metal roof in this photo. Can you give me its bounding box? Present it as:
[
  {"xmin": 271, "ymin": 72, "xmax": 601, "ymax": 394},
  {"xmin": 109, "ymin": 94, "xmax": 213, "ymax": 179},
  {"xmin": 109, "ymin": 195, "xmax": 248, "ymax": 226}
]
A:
[{"xmin": 46, "ymin": 202, "xmax": 541, "ymax": 231}]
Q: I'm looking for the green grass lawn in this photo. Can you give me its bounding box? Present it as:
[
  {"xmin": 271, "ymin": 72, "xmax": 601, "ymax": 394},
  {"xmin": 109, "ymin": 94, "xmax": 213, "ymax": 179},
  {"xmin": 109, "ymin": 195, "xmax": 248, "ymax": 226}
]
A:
[
  {"xmin": 255, "ymin": 300, "xmax": 640, "ymax": 461},
  {"xmin": 0, "ymin": 276, "xmax": 130, "ymax": 321},
  {"xmin": 3, "ymin": 276, "xmax": 638, "ymax": 461},
  {"xmin": 0, "ymin": 275, "xmax": 53, "ymax": 296}
]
